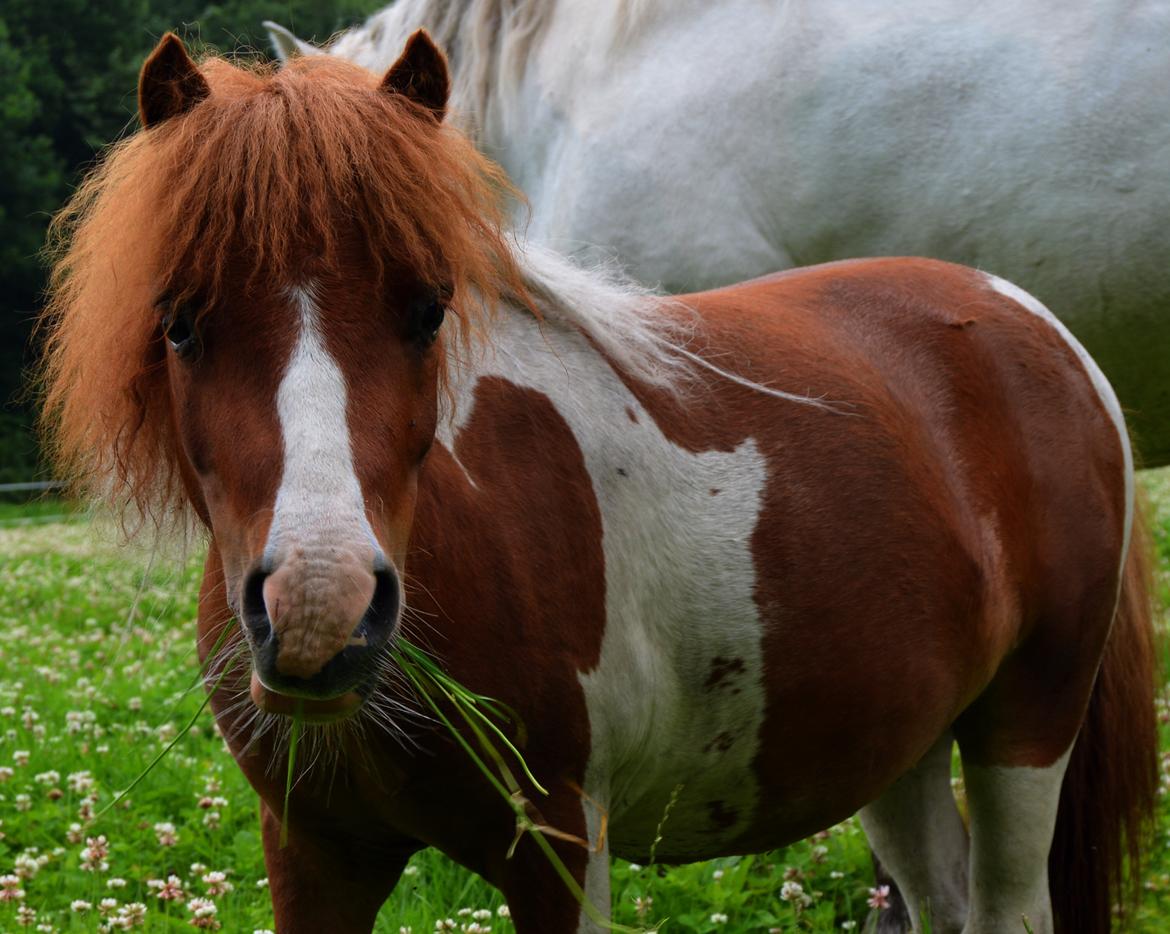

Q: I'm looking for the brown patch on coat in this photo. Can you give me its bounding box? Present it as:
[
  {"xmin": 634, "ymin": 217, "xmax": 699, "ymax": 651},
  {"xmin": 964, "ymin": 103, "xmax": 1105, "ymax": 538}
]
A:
[
  {"xmin": 704, "ymin": 656, "xmax": 747, "ymax": 690},
  {"xmin": 706, "ymin": 800, "xmax": 739, "ymax": 832},
  {"xmin": 703, "ymin": 731, "xmax": 737, "ymax": 754}
]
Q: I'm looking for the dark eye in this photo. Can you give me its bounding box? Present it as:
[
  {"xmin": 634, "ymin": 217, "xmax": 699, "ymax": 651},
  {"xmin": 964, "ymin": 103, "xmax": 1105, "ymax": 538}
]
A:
[
  {"xmin": 162, "ymin": 302, "xmax": 201, "ymax": 361},
  {"xmin": 410, "ymin": 290, "xmax": 447, "ymax": 347}
]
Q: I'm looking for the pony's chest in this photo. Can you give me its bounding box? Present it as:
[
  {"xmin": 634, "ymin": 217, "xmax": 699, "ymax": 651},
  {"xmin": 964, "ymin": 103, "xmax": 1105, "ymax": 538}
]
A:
[{"xmin": 437, "ymin": 315, "xmax": 780, "ymax": 853}]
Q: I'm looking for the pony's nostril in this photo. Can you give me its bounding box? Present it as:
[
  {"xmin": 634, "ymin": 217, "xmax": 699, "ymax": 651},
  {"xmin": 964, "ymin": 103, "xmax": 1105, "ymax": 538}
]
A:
[
  {"xmin": 241, "ymin": 568, "xmax": 273, "ymax": 645},
  {"xmin": 360, "ymin": 568, "xmax": 400, "ymax": 650}
]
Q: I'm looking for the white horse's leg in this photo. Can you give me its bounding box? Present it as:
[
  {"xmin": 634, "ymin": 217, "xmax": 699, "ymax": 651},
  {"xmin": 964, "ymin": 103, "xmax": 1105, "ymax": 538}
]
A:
[
  {"xmin": 958, "ymin": 749, "xmax": 1071, "ymax": 934},
  {"xmin": 859, "ymin": 731, "xmax": 969, "ymax": 933}
]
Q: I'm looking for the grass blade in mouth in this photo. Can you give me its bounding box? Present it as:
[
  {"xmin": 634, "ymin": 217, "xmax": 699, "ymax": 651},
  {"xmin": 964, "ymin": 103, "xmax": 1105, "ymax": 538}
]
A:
[
  {"xmin": 279, "ymin": 700, "xmax": 304, "ymax": 848},
  {"xmin": 394, "ymin": 641, "xmax": 655, "ymax": 933}
]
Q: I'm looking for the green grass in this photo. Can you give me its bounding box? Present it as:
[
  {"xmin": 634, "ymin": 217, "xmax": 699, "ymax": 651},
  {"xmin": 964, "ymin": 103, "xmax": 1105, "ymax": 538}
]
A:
[
  {"xmin": 1, "ymin": 474, "xmax": 1169, "ymax": 933},
  {"xmin": 0, "ymin": 497, "xmax": 80, "ymax": 525}
]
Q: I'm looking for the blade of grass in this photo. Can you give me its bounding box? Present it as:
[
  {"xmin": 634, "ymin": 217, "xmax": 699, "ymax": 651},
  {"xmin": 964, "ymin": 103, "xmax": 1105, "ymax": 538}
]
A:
[
  {"xmin": 279, "ymin": 700, "xmax": 305, "ymax": 848},
  {"xmin": 397, "ymin": 645, "xmax": 653, "ymax": 933},
  {"xmin": 95, "ymin": 645, "xmax": 245, "ymax": 820},
  {"xmin": 394, "ymin": 644, "xmax": 546, "ymax": 794}
]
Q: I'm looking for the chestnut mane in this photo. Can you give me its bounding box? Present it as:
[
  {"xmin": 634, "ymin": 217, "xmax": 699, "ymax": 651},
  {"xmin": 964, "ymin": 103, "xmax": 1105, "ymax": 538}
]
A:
[{"xmin": 39, "ymin": 54, "xmax": 522, "ymax": 534}]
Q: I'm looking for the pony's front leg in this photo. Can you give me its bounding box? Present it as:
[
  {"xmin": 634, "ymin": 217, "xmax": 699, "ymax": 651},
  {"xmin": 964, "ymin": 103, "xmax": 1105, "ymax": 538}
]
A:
[
  {"xmin": 260, "ymin": 803, "xmax": 412, "ymax": 933},
  {"xmin": 497, "ymin": 789, "xmax": 611, "ymax": 933}
]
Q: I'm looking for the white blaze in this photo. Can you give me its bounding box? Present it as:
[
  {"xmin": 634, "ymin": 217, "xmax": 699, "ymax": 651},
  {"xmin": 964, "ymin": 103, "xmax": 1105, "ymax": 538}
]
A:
[{"xmin": 266, "ymin": 286, "xmax": 379, "ymax": 565}]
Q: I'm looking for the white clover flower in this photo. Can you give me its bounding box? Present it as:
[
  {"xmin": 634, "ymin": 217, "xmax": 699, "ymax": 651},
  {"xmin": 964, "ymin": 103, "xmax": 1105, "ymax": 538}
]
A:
[
  {"xmin": 67, "ymin": 771, "xmax": 94, "ymax": 794},
  {"xmin": 80, "ymin": 835, "xmax": 110, "ymax": 873},
  {"xmin": 710, "ymin": 913, "xmax": 729, "ymax": 925},
  {"xmin": 0, "ymin": 874, "xmax": 25, "ymax": 902},
  {"xmin": 118, "ymin": 902, "xmax": 147, "ymax": 928},
  {"xmin": 14, "ymin": 853, "xmax": 40, "ymax": 880},
  {"xmin": 71, "ymin": 900, "xmax": 92, "ymax": 913},
  {"xmin": 187, "ymin": 898, "xmax": 217, "ymax": 917},
  {"xmin": 202, "ymin": 871, "xmax": 233, "ymax": 896},
  {"xmin": 781, "ymin": 880, "xmax": 811, "ymax": 907}
]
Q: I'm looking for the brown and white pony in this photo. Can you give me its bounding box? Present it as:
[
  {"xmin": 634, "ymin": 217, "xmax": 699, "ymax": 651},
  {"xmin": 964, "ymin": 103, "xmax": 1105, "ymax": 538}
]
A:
[{"xmin": 41, "ymin": 33, "xmax": 1157, "ymax": 934}]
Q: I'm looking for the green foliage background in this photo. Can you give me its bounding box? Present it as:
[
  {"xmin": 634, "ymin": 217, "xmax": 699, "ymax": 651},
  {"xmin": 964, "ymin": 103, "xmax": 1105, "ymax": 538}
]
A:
[{"xmin": 0, "ymin": 0, "xmax": 384, "ymax": 483}]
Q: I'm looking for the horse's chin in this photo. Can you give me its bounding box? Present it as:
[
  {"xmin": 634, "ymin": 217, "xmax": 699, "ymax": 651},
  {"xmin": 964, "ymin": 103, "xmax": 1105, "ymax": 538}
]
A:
[{"xmin": 249, "ymin": 671, "xmax": 363, "ymax": 723}]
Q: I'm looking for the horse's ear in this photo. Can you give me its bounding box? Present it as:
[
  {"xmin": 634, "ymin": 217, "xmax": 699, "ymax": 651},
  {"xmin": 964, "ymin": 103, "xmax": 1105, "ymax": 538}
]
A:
[
  {"xmin": 380, "ymin": 30, "xmax": 449, "ymax": 121},
  {"xmin": 139, "ymin": 33, "xmax": 210, "ymax": 128},
  {"xmin": 263, "ymin": 21, "xmax": 320, "ymax": 63}
]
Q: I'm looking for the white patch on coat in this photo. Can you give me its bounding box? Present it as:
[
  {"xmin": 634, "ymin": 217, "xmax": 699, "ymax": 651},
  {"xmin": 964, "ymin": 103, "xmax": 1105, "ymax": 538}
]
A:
[
  {"xmin": 983, "ymin": 274, "xmax": 1135, "ymax": 560},
  {"xmin": 440, "ymin": 306, "xmax": 769, "ymax": 861},
  {"xmin": 961, "ymin": 749, "xmax": 1072, "ymax": 934},
  {"xmin": 265, "ymin": 286, "xmax": 380, "ymax": 567}
]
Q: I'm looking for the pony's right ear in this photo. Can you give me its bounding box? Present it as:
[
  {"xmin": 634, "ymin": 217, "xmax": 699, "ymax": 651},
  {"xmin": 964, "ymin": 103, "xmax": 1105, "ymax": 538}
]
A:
[
  {"xmin": 138, "ymin": 33, "xmax": 210, "ymax": 128},
  {"xmin": 380, "ymin": 30, "xmax": 450, "ymax": 120}
]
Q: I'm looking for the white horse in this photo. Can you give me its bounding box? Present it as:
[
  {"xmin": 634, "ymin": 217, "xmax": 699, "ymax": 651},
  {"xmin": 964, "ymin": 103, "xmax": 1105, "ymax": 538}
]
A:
[{"xmin": 270, "ymin": 0, "xmax": 1170, "ymax": 465}]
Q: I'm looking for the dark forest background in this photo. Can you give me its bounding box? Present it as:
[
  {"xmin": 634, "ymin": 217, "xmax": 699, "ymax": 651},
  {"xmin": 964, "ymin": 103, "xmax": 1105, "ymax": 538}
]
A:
[{"xmin": 0, "ymin": 0, "xmax": 384, "ymax": 483}]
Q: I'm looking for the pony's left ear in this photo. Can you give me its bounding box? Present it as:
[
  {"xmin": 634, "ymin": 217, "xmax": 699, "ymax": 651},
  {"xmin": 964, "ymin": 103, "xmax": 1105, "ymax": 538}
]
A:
[
  {"xmin": 139, "ymin": 33, "xmax": 210, "ymax": 128},
  {"xmin": 380, "ymin": 30, "xmax": 449, "ymax": 121}
]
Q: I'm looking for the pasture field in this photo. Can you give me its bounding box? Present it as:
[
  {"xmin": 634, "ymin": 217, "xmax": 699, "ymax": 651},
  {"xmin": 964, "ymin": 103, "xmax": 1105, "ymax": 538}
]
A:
[{"xmin": 1, "ymin": 473, "xmax": 1169, "ymax": 933}]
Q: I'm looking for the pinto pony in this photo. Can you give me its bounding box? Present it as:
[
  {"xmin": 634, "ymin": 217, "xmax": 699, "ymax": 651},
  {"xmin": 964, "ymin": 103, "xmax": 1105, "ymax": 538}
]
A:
[{"xmin": 41, "ymin": 33, "xmax": 1156, "ymax": 934}]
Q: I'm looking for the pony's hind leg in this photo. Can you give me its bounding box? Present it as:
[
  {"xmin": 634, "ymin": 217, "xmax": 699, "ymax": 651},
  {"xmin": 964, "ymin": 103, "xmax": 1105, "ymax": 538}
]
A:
[
  {"xmin": 957, "ymin": 750, "xmax": 1071, "ymax": 934},
  {"xmin": 859, "ymin": 731, "xmax": 969, "ymax": 933}
]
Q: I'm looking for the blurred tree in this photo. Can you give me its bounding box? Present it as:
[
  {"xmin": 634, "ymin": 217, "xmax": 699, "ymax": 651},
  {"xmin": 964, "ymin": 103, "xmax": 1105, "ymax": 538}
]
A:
[{"xmin": 0, "ymin": 0, "xmax": 385, "ymax": 483}]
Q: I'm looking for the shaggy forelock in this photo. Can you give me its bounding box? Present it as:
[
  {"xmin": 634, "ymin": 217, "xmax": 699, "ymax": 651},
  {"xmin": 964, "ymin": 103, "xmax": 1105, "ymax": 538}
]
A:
[{"xmin": 40, "ymin": 53, "xmax": 523, "ymax": 535}]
